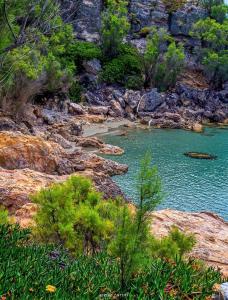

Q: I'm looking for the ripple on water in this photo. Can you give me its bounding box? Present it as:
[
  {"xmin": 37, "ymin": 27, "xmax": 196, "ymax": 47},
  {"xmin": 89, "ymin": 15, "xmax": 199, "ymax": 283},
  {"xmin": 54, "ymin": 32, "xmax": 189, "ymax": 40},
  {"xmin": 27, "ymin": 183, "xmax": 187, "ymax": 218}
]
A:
[{"xmin": 101, "ymin": 127, "xmax": 228, "ymax": 221}]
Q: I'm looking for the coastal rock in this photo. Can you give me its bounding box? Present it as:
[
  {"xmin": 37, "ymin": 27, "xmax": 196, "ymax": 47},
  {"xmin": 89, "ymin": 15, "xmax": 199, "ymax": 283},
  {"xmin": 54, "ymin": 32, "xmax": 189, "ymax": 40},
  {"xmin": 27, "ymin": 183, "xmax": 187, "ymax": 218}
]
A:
[
  {"xmin": 138, "ymin": 89, "xmax": 165, "ymax": 112},
  {"xmin": 124, "ymin": 90, "xmax": 141, "ymax": 110},
  {"xmin": 0, "ymin": 131, "xmax": 127, "ymax": 176},
  {"xmin": 151, "ymin": 209, "xmax": 228, "ymax": 276},
  {"xmin": 68, "ymin": 103, "xmax": 85, "ymax": 115},
  {"xmin": 88, "ymin": 106, "xmax": 109, "ymax": 115},
  {"xmin": 109, "ymin": 100, "xmax": 126, "ymax": 117},
  {"xmin": 0, "ymin": 167, "xmax": 127, "ymax": 213}
]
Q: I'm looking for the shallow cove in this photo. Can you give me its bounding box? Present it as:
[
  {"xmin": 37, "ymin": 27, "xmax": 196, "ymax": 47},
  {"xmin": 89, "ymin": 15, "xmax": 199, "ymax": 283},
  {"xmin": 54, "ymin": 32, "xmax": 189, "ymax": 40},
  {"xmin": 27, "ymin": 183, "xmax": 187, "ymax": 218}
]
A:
[{"xmin": 101, "ymin": 126, "xmax": 228, "ymax": 221}]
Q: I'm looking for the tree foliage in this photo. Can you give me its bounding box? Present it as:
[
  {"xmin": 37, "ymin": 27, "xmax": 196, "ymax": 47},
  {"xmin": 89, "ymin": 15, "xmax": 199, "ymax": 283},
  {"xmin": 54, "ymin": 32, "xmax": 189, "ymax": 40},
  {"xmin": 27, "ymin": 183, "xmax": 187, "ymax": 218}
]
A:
[
  {"xmin": 0, "ymin": 0, "xmax": 75, "ymax": 111},
  {"xmin": 101, "ymin": 0, "xmax": 130, "ymax": 58},
  {"xmin": 32, "ymin": 176, "xmax": 119, "ymax": 255},
  {"xmin": 142, "ymin": 28, "xmax": 185, "ymax": 90},
  {"xmin": 191, "ymin": 11, "xmax": 228, "ymax": 88}
]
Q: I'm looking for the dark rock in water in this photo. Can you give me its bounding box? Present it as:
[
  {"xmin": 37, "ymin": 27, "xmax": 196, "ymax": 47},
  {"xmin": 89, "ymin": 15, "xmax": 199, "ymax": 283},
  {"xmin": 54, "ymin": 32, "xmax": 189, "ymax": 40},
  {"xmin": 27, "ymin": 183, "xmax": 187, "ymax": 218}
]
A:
[{"xmin": 184, "ymin": 152, "xmax": 217, "ymax": 160}]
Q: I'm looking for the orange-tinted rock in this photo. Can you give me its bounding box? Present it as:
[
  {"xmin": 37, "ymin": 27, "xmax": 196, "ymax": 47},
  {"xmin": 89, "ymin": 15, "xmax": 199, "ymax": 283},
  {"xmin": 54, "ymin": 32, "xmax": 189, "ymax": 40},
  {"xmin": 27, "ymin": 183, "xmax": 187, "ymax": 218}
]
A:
[
  {"xmin": 0, "ymin": 131, "xmax": 127, "ymax": 175},
  {"xmin": 151, "ymin": 209, "xmax": 228, "ymax": 276}
]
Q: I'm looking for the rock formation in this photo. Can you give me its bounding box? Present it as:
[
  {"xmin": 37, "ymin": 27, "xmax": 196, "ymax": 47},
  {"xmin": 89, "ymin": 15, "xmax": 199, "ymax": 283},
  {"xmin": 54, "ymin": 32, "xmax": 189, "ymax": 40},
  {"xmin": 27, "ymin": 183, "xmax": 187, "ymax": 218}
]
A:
[{"xmin": 151, "ymin": 209, "xmax": 228, "ymax": 276}]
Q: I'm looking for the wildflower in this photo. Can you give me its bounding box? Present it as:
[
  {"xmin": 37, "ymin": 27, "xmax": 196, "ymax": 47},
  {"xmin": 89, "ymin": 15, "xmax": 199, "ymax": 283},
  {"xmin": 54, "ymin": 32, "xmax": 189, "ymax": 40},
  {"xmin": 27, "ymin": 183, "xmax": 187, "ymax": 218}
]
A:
[{"xmin": 46, "ymin": 285, "xmax": 57, "ymax": 293}]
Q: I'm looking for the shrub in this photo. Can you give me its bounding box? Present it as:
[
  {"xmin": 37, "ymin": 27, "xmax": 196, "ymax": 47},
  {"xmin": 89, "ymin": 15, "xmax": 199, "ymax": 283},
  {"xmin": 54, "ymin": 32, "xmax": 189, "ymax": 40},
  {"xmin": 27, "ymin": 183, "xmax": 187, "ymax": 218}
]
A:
[
  {"xmin": 101, "ymin": 0, "xmax": 130, "ymax": 58},
  {"xmin": 203, "ymin": 50, "xmax": 228, "ymax": 88},
  {"xmin": 0, "ymin": 206, "xmax": 8, "ymax": 225},
  {"xmin": 163, "ymin": 0, "xmax": 187, "ymax": 13},
  {"xmin": 68, "ymin": 80, "xmax": 83, "ymax": 103},
  {"xmin": 32, "ymin": 176, "xmax": 119, "ymax": 255},
  {"xmin": 154, "ymin": 42, "xmax": 185, "ymax": 91},
  {"xmin": 151, "ymin": 226, "xmax": 196, "ymax": 260},
  {"xmin": 142, "ymin": 28, "xmax": 184, "ymax": 90},
  {"xmin": 101, "ymin": 49, "xmax": 143, "ymax": 88},
  {"xmin": 125, "ymin": 75, "xmax": 144, "ymax": 90},
  {"xmin": 191, "ymin": 18, "xmax": 228, "ymax": 87},
  {"xmin": 67, "ymin": 41, "xmax": 102, "ymax": 67},
  {"xmin": 199, "ymin": 0, "xmax": 224, "ymax": 13},
  {"xmin": 211, "ymin": 4, "xmax": 228, "ymax": 23}
]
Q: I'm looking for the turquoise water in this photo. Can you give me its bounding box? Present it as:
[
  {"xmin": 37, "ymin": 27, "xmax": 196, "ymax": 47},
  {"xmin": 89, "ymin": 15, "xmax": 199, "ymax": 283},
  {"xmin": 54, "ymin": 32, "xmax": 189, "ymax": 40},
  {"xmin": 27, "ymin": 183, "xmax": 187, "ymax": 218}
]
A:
[{"xmin": 102, "ymin": 127, "xmax": 228, "ymax": 220}]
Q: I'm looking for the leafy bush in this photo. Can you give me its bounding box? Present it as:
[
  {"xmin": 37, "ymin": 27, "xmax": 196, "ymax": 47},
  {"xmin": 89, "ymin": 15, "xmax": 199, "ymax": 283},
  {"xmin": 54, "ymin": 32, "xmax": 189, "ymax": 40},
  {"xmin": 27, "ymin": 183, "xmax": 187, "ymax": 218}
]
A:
[
  {"xmin": 139, "ymin": 27, "xmax": 151, "ymax": 38},
  {"xmin": 32, "ymin": 176, "xmax": 119, "ymax": 255},
  {"xmin": 101, "ymin": 0, "xmax": 130, "ymax": 58},
  {"xmin": 68, "ymin": 80, "xmax": 83, "ymax": 103},
  {"xmin": 0, "ymin": 224, "xmax": 222, "ymax": 299},
  {"xmin": 163, "ymin": 0, "xmax": 187, "ymax": 13},
  {"xmin": 211, "ymin": 4, "xmax": 228, "ymax": 23},
  {"xmin": 191, "ymin": 18, "xmax": 228, "ymax": 87},
  {"xmin": 151, "ymin": 226, "xmax": 196, "ymax": 260},
  {"xmin": 66, "ymin": 41, "xmax": 102, "ymax": 68},
  {"xmin": 154, "ymin": 42, "xmax": 185, "ymax": 92},
  {"xmin": 199, "ymin": 0, "xmax": 224, "ymax": 13},
  {"xmin": 0, "ymin": 1, "xmax": 76, "ymax": 110},
  {"xmin": 0, "ymin": 206, "xmax": 8, "ymax": 225},
  {"xmin": 142, "ymin": 28, "xmax": 184, "ymax": 91},
  {"xmin": 101, "ymin": 48, "xmax": 143, "ymax": 89},
  {"xmin": 203, "ymin": 50, "xmax": 228, "ymax": 88}
]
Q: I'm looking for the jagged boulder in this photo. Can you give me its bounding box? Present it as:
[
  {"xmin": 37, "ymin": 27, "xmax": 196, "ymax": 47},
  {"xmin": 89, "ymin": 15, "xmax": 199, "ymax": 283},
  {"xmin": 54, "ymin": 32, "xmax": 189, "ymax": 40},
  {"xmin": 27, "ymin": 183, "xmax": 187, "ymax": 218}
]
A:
[{"xmin": 138, "ymin": 89, "xmax": 165, "ymax": 112}]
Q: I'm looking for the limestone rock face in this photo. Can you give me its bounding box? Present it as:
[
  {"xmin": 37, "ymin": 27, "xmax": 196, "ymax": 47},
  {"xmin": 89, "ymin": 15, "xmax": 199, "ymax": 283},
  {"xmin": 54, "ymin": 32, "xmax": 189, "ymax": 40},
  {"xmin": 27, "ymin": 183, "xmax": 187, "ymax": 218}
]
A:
[
  {"xmin": 170, "ymin": 5, "xmax": 208, "ymax": 36},
  {"xmin": 130, "ymin": 0, "xmax": 168, "ymax": 32},
  {"xmin": 151, "ymin": 209, "xmax": 228, "ymax": 276},
  {"xmin": 61, "ymin": 0, "xmax": 102, "ymax": 42}
]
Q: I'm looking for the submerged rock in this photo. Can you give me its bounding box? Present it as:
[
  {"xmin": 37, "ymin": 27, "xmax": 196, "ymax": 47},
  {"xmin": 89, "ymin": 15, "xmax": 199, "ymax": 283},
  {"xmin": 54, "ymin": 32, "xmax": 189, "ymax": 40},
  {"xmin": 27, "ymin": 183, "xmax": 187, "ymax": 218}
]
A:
[{"xmin": 184, "ymin": 152, "xmax": 217, "ymax": 160}]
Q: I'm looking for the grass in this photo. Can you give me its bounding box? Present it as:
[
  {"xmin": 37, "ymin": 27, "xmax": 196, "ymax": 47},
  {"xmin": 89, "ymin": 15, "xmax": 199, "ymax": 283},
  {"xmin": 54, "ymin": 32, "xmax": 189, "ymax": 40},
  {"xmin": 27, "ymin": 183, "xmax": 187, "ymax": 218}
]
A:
[{"xmin": 0, "ymin": 224, "xmax": 223, "ymax": 299}]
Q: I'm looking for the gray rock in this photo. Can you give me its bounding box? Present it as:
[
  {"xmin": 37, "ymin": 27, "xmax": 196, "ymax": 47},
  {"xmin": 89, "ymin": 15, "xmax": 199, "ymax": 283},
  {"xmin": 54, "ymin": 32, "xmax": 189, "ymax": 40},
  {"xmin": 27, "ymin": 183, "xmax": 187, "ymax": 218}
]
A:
[
  {"xmin": 61, "ymin": 0, "xmax": 102, "ymax": 42},
  {"xmin": 68, "ymin": 103, "xmax": 85, "ymax": 115},
  {"xmin": 88, "ymin": 106, "xmax": 109, "ymax": 115},
  {"xmin": 82, "ymin": 59, "xmax": 101, "ymax": 75},
  {"xmin": 130, "ymin": 0, "xmax": 168, "ymax": 32},
  {"xmin": 109, "ymin": 100, "xmax": 125, "ymax": 117},
  {"xmin": 138, "ymin": 89, "xmax": 164, "ymax": 112},
  {"xmin": 124, "ymin": 90, "xmax": 141, "ymax": 110},
  {"xmin": 170, "ymin": 5, "xmax": 208, "ymax": 36}
]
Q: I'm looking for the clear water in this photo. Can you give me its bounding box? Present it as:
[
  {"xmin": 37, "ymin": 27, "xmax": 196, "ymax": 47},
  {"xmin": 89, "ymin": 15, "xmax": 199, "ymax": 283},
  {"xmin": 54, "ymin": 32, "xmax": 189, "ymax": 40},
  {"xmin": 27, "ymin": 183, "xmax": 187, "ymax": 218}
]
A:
[{"xmin": 102, "ymin": 127, "xmax": 228, "ymax": 221}]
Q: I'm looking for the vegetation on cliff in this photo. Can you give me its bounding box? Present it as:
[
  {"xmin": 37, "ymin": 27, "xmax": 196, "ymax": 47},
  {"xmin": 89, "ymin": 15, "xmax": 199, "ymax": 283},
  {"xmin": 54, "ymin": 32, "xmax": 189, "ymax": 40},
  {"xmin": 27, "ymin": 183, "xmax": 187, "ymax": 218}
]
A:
[{"xmin": 0, "ymin": 0, "xmax": 227, "ymax": 111}]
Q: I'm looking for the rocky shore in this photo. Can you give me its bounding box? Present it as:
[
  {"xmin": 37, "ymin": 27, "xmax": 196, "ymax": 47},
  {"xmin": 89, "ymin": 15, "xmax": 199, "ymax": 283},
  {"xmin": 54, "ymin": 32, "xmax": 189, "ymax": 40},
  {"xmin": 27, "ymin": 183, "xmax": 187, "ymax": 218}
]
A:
[{"xmin": 0, "ymin": 104, "xmax": 227, "ymax": 276}]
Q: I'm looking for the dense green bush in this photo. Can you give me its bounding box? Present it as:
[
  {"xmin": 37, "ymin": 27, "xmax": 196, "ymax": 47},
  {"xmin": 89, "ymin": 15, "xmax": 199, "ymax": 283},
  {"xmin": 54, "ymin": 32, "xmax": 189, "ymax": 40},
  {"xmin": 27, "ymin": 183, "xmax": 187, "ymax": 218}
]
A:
[
  {"xmin": 199, "ymin": 0, "xmax": 224, "ymax": 13},
  {"xmin": 154, "ymin": 42, "xmax": 185, "ymax": 92},
  {"xmin": 0, "ymin": 1, "xmax": 76, "ymax": 110},
  {"xmin": 68, "ymin": 80, "xmax": 83, "ymax": 103},
  {"xmin": 142, "ymin": 28, "xmax": 184, "ymax": 91},
  {"xmin": 191, "ymin": 17, "xmax": 228, "ymax": 88},
  {"xmin": 66, "ymin": 41, "xmax": 102, "ymax": 68},
  {"xmin": 0, "ymin": 224, "xmax": 223, "ymax": 299},
  {"xmin": 32, "ymin": 176, "xmax": 120, "ymax": 255},
  {"xmin": 0, "ymin": 206, "xmax": 8, "ymax": 225},
  {"xmin": 101, "ymin": 46, "xmax": 143, "ymax": 89},
  {"xmin": 211, "ymin": 4, "xmax": 228, "ymax": 23},
  {"xmin": 101, "ymin": 0, "xmax": 130, "ymax": 58}
]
